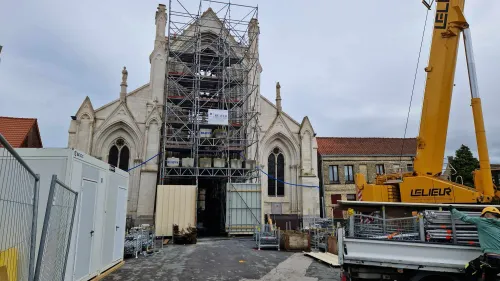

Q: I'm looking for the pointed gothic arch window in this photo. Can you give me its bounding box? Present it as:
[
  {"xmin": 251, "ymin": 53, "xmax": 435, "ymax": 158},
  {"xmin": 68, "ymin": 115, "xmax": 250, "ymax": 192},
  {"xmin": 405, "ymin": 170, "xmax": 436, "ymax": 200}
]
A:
[
  {"xmin": 109, "ymin": 145, "xmax": 119, "ymax": 167},
  {"xmin": 108, "ymin": 138, "xmax": 130, "ymax": 171},
  {"xmin": 268, "ymin": 147, "xmax": 285, "ymax": 197},
  {"xmin": 119, "ymin": 146, "xmax": 130, "ymax": 171}
]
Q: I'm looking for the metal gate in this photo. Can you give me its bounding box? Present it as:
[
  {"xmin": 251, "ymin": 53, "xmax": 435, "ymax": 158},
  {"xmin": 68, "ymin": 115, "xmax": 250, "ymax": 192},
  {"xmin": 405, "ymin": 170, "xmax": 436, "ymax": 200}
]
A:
[{"xmin": 225, "ymin": 183, "xmax": 261, "ymax": 235}]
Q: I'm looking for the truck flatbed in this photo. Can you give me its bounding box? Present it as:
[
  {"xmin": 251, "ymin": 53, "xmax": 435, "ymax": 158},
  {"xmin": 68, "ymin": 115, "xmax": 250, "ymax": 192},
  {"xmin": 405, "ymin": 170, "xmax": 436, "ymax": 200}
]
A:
[
  {"xmin": 336, "ymin": 200, "xmax": 488, "ymax": 280},
  {"xmin": 339, "ymin": 234, "xmax": 481, "ymax": 273}
]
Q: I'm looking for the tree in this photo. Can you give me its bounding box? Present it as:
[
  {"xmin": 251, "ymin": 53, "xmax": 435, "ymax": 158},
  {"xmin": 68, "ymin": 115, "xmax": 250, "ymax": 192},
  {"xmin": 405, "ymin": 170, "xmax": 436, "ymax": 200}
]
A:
[{"xmin": 449, "ymin": 144, "xmax": 479, "ymax": 187}]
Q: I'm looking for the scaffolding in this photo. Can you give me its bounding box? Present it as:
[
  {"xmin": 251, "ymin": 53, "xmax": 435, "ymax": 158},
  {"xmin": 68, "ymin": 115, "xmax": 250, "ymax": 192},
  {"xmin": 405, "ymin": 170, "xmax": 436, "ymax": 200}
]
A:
[{"xmin": 159, "ymin": 0, "xmax": 261, "ymax": 233}]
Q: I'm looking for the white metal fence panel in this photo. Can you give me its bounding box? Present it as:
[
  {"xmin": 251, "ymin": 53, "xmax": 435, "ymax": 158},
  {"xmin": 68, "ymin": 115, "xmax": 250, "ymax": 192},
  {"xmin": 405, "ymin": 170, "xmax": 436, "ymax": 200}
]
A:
[
  {"xmin": 34, "ymin": 175, "xmax": 78, "ymax": 281},
  {"xmin": 0, "ymin": 134, "xmax": 39, "ymax": 281},
  {"xmin": 226, "ymin": 183, "xmax": 261, "ymax": 235}
]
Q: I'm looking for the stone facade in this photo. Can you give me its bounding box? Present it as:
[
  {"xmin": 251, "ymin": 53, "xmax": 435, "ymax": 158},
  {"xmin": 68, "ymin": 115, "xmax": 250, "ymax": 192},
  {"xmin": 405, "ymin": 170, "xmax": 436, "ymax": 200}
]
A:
[
  {"xmin": 67, "ymin": 4, "xmax": 320, "ymax": 225},
  {"xmin": 316, "ymin": 137, "xmax": 417, "ymax": 218},
  {"xmin": 259, "ymin": 85, "xmax": 320, "ymax": 217},
  {"xmin": 320, "ymin": 156, "xmax": 413, "ymax": 218}
]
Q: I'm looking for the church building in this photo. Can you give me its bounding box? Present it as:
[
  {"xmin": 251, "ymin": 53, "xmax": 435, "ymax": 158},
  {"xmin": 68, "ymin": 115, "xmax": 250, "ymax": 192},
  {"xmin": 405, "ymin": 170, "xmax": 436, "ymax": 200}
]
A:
[{"xmin": 67, "ymin": 3, "xmax": 319, "ymax": 227}]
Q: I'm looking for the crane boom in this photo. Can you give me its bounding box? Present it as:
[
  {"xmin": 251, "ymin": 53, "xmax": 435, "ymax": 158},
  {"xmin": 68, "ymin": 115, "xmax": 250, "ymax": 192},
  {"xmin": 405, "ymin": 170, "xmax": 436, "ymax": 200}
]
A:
[
  {"xmin": 463, "ymin": 28, "xmax": 494, "ymax": 198},
  {"xmin": 354, "ymin": 0, "xmax": 498, "ymax": 204},
  {"xmin": 413, "ymin": 0, "xmax": 465, "ymax": 176}
]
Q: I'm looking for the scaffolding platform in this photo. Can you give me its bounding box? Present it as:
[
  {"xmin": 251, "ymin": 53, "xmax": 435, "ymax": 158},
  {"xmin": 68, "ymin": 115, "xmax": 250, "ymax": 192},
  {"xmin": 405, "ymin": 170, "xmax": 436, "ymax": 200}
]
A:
[{"xmin": 159, "ymin": 0, "xmax": 261, "ymax": 235}]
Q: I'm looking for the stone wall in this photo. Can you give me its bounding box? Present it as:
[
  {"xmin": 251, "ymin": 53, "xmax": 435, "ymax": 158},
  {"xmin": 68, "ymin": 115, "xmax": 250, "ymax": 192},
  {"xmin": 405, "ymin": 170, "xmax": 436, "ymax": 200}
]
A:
[{"xmin": 320, "ymin": 155, "xmax": 413, "ymax": 218}]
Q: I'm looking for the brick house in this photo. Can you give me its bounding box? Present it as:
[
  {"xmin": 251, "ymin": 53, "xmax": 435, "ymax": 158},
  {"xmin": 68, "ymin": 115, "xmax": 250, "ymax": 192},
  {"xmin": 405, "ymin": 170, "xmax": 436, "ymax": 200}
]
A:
[
  {"xmin": 317, "ymin": 137, "xmax": 417, "ymax": 218},
  {"xmin": 0, "ymin": 116, "xmax": 43, "ymax": 148}
]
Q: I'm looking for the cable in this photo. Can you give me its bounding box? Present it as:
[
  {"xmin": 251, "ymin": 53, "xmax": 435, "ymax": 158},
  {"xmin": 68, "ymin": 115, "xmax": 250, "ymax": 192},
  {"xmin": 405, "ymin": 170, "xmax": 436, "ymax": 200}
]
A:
[
  {"xmin": 399, "ymin": 7, "xmax": 432, "ymax": 164},
  {"xmin": 258, "ymin": 168, "xmax": 319, "ymax": 188},
  {"xmin": 127, "ymin": 151, "xmax": 163, "ymax": 172},
  {"xmin": 129, "ymin": 150, "xmax": 319, "ymax": 188},
  {"xmin": 238, "ymin": 152, "xmax": 319, "ymax": 188}
]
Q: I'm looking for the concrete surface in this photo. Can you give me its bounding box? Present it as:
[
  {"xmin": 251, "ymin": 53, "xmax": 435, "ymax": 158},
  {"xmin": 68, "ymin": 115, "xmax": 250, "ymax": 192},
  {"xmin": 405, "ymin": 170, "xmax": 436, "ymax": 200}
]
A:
[{"xmin": 103, "ymin": 238, "xmax": 339, "ymax": 281}]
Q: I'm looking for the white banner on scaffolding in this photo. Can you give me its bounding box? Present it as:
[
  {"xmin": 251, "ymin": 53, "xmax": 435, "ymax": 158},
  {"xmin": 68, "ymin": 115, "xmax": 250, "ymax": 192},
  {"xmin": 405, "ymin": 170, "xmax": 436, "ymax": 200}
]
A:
[{"xmin": 207, "ymin": 109, "xmax": 228, "ymax": 125}]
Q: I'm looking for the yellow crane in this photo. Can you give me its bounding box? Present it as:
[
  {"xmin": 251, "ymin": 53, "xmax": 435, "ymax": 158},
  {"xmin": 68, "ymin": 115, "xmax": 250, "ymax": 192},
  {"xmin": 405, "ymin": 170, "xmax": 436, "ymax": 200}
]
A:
[{"xmin": 355, "ymin": 0, "xmax": 499, "ymax": 204}]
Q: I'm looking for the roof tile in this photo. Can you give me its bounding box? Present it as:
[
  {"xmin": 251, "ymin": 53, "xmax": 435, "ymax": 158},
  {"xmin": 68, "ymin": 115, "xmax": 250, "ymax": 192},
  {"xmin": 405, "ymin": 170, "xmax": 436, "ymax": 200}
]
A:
[
  {"xmin": 317, "ymin": 137, "xmax": 417, "ymax": 156},
  {"xmin": 0, "ymin": 116, "xmax": 38, "ymax": 148}
]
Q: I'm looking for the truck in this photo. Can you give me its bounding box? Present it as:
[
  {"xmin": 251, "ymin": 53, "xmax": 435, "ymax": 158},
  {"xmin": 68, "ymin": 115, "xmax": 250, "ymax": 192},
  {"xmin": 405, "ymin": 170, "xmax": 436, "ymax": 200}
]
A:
[
  {"xmin": 334, "ymin": 0, "xmax": 500, "ymax": 280},
  {"xmin": 354, "ymin": 0, "xmax": 500, "ymax": 204},
  {"xmin": 336, "ymin": 200, "xmax": 499, "ymax": 281}
]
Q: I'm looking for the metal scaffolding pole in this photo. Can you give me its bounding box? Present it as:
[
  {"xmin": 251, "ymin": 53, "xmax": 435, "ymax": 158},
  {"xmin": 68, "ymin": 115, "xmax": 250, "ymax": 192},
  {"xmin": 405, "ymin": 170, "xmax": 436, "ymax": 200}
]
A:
[{"xmin": 159, "ymin": 0, "xmax": 261, "ymax": 233}]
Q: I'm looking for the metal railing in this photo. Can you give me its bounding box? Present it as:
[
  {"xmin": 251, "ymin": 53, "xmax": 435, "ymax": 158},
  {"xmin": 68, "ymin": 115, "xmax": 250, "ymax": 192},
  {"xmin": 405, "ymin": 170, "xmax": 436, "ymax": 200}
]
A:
[
  {"xmin": 347, "ymin": 214, "xmax": 422, "ymax": 241},
  {"xmin": 346, "ymin": 209, "xmax": 482, "ymax": 246},
  {"xmin": 0, "ymin": 133, "xmax": 40, "ymax": 281},
  {"xmin": 34, "ymin": 175, "xmax": 78, "ymax": 281},
  {"xmin": 124, "ymin": 225, "xmax": 155, "ymax": 258},
  {"xmin": 302, "ymin": 217, "xmax": 337, "ymax": 251},
  {"xmin": 424, "ymin": 210, "xmax": 480, "ymax": 245},
  {"xmin": 254, "ymin": 224, "xmax": 280, "ymax": 251}
]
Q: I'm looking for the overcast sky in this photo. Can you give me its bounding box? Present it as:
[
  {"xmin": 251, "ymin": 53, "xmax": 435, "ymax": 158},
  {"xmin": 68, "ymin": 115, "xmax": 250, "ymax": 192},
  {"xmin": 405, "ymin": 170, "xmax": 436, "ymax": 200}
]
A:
[{"xmin": 1, "ymin": 0, "xmax": 500, "ymax": 162}]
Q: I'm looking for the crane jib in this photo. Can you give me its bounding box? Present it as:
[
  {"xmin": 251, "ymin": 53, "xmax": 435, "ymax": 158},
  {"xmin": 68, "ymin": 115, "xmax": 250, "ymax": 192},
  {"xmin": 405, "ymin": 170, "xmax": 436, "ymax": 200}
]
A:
[
  {"xmin": 435, "ymin": 0, "xmax": 450, "ymax": 30},
  {"xmin": 410, "ymin": 187, "xmax": 452, "ymax": 197}
]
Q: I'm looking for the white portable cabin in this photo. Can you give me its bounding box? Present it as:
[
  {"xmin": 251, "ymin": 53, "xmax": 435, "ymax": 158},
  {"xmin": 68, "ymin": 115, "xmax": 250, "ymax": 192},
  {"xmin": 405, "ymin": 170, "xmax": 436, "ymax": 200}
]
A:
[{"xmin": 13, "ymin": 148, "xmax": 129, "ymax": 281}]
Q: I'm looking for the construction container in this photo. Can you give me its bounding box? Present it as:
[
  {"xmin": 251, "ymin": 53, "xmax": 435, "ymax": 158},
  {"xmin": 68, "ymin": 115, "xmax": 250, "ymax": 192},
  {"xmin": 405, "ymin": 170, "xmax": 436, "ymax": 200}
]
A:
[
  {"xmin": 11, "ymin": 148, "xmax": 129, "ymax": 281},
  {"xmin": 213, "ymin": 158, "xmax": 225, "ymax": 168},
  {"xmin": 199, "ymin": 157, "xmax": 212, "ymax": 168},
  {"xmin": 199, "ymin": 128, "xmax": 212, "ymax": 138},
  {"xmin": 182, "ymin": 157, "xmax": 194, "ymax": 167},
  {"xmin": 230, "ymin": 159, "xmax": 243, "ymax": 169},
  {"xmin": 166, "ymin": 157, "xmax": 180, "ymax": 167},
  {"xmin": 213, "ymin": 129, "xmax": 227, "ymax": 139},
  {"xmin": 155, "ymin": 185, "xmax": 197, "ymax": 236},
  {"xmin": 245, "ymin": 160, "xmax": 256, "ymax": 169}
]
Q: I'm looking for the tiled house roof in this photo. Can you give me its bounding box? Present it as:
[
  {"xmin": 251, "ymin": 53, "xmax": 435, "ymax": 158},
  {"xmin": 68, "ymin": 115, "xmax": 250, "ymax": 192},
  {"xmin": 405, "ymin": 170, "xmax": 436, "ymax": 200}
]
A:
[
  {"xmin": 317, "ymin": 137, "xmax": 417, "ymax": 156},
  {"xmin": 0, "ymin": 116, "xmax": 43, "ymax": 148}
]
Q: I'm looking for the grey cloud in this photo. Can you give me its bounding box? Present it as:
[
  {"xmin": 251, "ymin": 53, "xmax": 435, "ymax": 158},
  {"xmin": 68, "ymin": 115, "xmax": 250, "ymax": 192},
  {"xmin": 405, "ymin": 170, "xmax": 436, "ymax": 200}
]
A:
[{"xmin": 1, "ymin": 0, "xmax": 500, "ymax": 162}]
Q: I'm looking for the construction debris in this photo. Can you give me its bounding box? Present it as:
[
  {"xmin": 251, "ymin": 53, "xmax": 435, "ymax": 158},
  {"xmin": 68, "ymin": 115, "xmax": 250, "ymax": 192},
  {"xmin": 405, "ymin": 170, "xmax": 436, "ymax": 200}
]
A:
[{"xmin": 173, "ymin": 224, "xmax": 197, "ymax": 244}]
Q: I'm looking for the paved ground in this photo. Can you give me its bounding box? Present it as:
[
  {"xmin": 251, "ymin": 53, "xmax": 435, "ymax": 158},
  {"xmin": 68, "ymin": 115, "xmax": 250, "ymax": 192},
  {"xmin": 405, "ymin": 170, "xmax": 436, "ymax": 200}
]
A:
[{"xmin": 103, "ymin": 237, "xmax": 339, "ymax": 281}]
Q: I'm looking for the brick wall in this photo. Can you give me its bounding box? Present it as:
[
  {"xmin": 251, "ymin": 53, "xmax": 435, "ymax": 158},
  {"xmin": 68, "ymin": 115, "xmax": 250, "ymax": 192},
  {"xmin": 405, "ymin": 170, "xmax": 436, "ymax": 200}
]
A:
[{"xmin": 21, "ymin": 126, "xmax": 42, "ymax": 148}]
